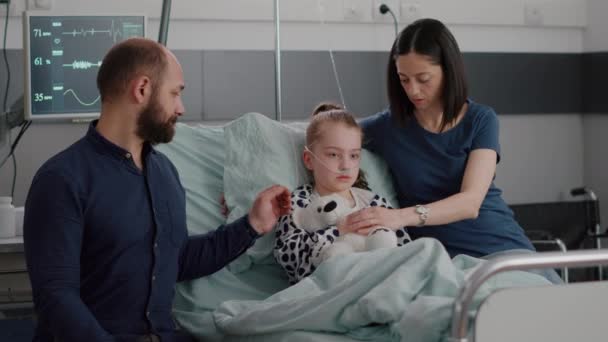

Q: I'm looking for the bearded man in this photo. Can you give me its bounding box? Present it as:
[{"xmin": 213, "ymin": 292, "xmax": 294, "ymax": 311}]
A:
[{"xmin": 23, "ymin": 38, "xmax": 290, "ymax": 342}]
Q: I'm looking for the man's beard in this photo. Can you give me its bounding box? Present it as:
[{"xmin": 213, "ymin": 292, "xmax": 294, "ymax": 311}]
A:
[{"xmin": 136, "ymin": 93, "xmax": 177, "ymax": 145}]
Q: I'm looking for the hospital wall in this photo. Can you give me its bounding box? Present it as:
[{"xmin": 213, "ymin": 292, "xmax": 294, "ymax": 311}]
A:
[
  {"xmin": 0, "ymin": 0, "xmax": 599, "ymax": 220},
  {"xmin": 583, "ymin": 0, "xmax": 608, "ymax": 226}
]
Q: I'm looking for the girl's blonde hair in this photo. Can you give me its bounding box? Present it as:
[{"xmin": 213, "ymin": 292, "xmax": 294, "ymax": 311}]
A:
[{"xmin": 306, "ymin": 102, "xmax": 370, "ymax": 190}]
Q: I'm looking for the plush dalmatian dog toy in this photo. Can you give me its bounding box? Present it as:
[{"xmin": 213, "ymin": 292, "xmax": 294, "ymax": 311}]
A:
[{"xmin": 292, "ymin": 192, "xmax": 398, "ymax": 261}]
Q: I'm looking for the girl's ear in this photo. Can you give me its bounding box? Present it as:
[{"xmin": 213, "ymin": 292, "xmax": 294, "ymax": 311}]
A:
[{"xmin": 303, "ymin": 150, "xmax": 314, "ymax": 171}]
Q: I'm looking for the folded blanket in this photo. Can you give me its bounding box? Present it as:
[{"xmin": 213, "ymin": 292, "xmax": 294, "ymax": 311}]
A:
[{"xmin": 213, "ymin": 238, "xmax": 551, "ymax": 341}]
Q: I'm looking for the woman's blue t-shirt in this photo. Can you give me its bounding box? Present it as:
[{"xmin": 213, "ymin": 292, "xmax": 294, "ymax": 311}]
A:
[{"xmin": 360, "ymin": 100, "xmax": 534, "ymax": 258}]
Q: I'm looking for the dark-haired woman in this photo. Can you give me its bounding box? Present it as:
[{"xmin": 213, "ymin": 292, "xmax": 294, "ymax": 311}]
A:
[{"xmin": 349, "ymin": 18, "xmax": 561, "ymax": 284}]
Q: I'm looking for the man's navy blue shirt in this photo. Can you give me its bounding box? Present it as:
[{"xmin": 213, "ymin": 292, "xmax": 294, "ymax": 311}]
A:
[{"xmin": 23, "ymin": 121, "xmax": 259, "ymax": 342}]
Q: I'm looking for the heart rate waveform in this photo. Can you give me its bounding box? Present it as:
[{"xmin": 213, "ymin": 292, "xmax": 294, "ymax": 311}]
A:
[
  {"xmin": 63, "ymin": 89, "xmax": 101, "ymax": 107},
  {"xmin": 61, "ymin": 19, "xmax": 143, "ymax": 43},
  {"xmin": 62, "ymin": 60, "xmax": 102, "ymax": 70}
]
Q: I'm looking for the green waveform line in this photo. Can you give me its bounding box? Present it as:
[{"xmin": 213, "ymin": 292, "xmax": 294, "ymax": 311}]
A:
[{"xmin": 63, "ymin": 89, "xmax": 101, "ymax": 107}]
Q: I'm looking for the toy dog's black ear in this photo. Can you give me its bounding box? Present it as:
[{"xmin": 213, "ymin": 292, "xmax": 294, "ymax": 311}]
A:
[{"xmin": 323, "ymin": 201, "xmax": 337, "ymax": 213}]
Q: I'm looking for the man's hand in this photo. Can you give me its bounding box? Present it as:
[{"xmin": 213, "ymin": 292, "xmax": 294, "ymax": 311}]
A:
[
  {"xmin": 220, "ymin": 193, "xmax": 230, "ymax": 218},
  {"xmin": 248, "ymin": 185, "xmax": 291, "ymax": 235}
]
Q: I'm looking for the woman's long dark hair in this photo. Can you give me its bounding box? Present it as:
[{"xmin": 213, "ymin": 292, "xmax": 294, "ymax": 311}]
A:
[{"xmin": 386, "ymin": 18, "xmax": 468, "ymax": 131}]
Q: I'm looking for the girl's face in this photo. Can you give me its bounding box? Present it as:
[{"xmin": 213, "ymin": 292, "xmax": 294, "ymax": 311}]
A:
[
  {"xmin": 396, "ymin": 52, "xmax": 444, "ymax": 112},
  {"xmin": 303, "ymin": 122, "xmax": 362, "ymax": 197}
]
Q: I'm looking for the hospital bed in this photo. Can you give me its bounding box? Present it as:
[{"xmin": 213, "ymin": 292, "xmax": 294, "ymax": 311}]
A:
[
  {"xmin": 157, "ymin": 116, "xmax": 608, "ymax": 342},
  {"xmin": 450, "ymin": 249, "xmax": 608, "ymax": 342}
]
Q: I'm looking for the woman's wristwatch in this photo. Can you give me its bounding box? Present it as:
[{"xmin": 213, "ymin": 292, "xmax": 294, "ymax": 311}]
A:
[{"xmin": 415, "ymin": 205, "xmax": 430, "ymax": 226}]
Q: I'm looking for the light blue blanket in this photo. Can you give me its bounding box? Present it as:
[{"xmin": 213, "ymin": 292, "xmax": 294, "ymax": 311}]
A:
[
  {"xmin": 212, "ymin": 239, "xmax": 551, "ymax": 341},
  {"xmin": 159, "ymin": 123, "xmax": 551, "ymax": 341}
]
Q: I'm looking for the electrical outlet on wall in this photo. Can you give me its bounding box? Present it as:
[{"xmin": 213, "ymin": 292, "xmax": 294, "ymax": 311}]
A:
[
  {"xmin": 343, "ymin": 0, "xmax": 371, "ymax": 22},
  {"xmin": 27, "ymin": 0, "xmax": 53, "ymax": 11},
  {"xmin": 524, "ymin": 4, "xmax": 543, "ymax": 26},
  {"xmin": 0, "ymin": 1, "xmax": 16, "ymax": 16},
  {"xmin": 400, "ymin": 1, "xmax": 421, "ymax": 23}
]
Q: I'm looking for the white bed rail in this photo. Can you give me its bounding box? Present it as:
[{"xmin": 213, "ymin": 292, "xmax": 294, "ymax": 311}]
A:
[{"xmin": 449, "ymin": 249, "xmax": 608, "ymax": 342}]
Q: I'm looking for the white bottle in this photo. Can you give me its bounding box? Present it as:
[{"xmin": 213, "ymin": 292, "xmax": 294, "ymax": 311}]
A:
[{"xmin": 0, "ymin": 197, "xmax": 16, "ymax": 238}]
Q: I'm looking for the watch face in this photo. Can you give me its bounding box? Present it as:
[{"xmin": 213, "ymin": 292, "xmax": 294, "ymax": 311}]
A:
[{"xmin": 416, "ymin": 206, "xmax": 429, "ymax": 214}]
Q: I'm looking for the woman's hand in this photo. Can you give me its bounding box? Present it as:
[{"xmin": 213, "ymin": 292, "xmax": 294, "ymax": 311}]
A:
[
  {"xmin": 336, "ymin": 217, "xmax": 358, "ymax": 236},
  {"xmin": 345, "ymin": 206, "xmax": 409, "ymax": 235}
]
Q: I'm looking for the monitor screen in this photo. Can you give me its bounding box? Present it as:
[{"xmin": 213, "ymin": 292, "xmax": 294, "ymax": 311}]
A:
[{"xmin": 23, "ymin": 13, "xmax": 146, "ymax": 121}]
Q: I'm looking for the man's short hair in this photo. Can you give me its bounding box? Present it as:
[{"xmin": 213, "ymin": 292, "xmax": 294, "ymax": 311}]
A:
[{"xmin": 96, "ymin": 38, "xmax": 168, "ymax": 102}]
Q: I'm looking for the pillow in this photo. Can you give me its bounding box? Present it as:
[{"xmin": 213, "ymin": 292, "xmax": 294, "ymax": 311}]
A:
[
  {"xmin": 223, "ymin": 113, "xmax": 398, "ymax": 272},
  {"xmin": 156, "ymin": 123, "xmax": 226, "ymax": 235},
  {"xmin": 160, "ymin": 123, "xmax": 292, "ymax": 335}
]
